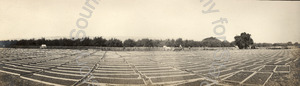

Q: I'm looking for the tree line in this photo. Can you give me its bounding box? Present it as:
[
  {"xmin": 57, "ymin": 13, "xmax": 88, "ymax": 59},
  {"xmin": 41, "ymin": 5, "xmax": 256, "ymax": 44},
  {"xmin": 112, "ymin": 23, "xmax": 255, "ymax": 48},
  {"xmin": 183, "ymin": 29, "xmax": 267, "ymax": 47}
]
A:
[
  {"xmin": 233, "ymin": 32, "xmax": 299, "ymax": 49},
  {"xmin": 0, "ymin": 37, "xmax": 235, "ymax": 47},
  {"xmin": 0, "ymin": 32, "xmax": 298, "ymax": 48}
]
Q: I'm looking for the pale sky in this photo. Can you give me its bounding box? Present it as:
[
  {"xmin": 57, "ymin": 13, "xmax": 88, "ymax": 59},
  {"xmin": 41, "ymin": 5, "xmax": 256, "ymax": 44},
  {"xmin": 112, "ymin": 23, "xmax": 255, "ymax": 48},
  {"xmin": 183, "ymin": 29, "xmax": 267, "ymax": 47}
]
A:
[{"xmin": 0, "ymin": 0, "xmax": 299, "ymax": 43}]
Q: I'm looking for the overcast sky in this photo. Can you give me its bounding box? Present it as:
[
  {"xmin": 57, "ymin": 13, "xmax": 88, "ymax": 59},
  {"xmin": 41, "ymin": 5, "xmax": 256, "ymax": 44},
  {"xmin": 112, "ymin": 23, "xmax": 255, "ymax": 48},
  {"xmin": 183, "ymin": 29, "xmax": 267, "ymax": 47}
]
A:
[{"xmin": 0, "ymin": 0, "xmax": 299, "ymax": 43}]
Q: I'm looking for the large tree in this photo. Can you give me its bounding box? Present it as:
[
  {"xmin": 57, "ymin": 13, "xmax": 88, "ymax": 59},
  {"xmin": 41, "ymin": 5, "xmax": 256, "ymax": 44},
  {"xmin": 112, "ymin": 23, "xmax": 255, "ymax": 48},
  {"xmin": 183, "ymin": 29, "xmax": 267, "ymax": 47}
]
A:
[
  {"xmin": 234, "ymin": 32, "xmax": 254, "ymax": 49},
  {"xmin": 201, "ymin": 37, "xmax": 222, "ymax": 47}
]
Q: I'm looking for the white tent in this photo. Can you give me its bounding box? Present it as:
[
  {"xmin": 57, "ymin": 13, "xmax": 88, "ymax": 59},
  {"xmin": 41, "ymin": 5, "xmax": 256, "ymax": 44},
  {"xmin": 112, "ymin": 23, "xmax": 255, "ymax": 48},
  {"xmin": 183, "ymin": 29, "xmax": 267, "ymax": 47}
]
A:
[{"xmin": 40, "ymin": 44, "xmax": 47, "ymax": 49}]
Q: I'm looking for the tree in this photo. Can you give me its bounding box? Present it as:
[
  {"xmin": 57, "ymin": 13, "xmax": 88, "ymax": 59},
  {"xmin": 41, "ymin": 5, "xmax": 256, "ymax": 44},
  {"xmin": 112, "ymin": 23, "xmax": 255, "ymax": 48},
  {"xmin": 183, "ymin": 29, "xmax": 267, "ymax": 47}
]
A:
[
  {"xmin": 92, "ymin": 37, "xmax": 107, "ymax": 46},
  {"xmin": 230, "ymin": 41, "xmax": 235, "ymax": 47},
  {"xmin": 105, "ymin": 38, "xmax": 123, "ymax": 47},
  {"xmin": 136, "ymin": 38, "xmax": 154, "ymax": 47},
  {"xmin": 36, "ymin": 38, "xmax": 46, "ymax": 45},
  {"xmin": 165, "ymin": 39, "xmax": 175, "ymax": 47},
  {"xmin": 262, "ymin": 43, "xmax": 272, "ymax": 47},
  {"xmin": 0, "ymin": 40, "xmax": 17, "ymax": 47},
  {"xmin": 234, "ymin": 32, "xmax": 254, "ymax": 49},
  {"xmin": 287, "ymin": 42, "xmax": 293, "ymax": 46},
  {"xmin": 123, "ymin": 39, "xmax": 136, "ymax": 47},
  {"xmin": 183, "ymin": 40, "xmax": 196, "ymax": 47},
  {"xmin": 152, "ymin": 40, "xmax": 161, "ymax": 47},
  {"xmin": 175, "ymin": 38, "xmax": 183, "ymax": 47},
  {"xmin": 294, "ymin": 42, "xmax": 299, "ymax": 46},
  {"xmin": 221, "ymin": 40, "xmax": 231, "ymax": 47},
  {"xmin": 201, "ymin": 37, "xmax": 222, "ymax": 47},
  {"xmin": 81, "ymin": 37, "xmax": 92, "ymax": 46}
]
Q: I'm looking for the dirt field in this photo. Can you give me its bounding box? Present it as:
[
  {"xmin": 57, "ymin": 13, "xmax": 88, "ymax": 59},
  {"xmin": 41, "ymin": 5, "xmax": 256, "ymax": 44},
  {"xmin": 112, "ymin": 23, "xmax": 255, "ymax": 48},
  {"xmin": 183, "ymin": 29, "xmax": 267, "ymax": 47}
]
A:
[{"xmin": 0, "ymin": 48, "xmax": 299, "ymax": 86}]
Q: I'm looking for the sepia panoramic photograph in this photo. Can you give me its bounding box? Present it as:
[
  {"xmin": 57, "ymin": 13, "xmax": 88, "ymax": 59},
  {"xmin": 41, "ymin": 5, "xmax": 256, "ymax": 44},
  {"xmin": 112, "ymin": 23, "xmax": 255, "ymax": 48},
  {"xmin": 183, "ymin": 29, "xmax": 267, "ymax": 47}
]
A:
[{"xmin": 0, "ymin": 0, "xmax": 300, "ymax": 86}]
